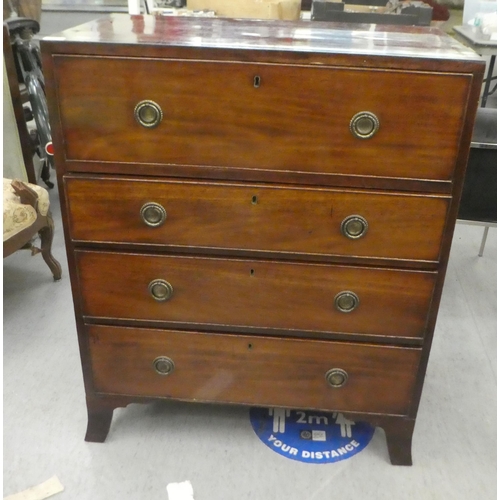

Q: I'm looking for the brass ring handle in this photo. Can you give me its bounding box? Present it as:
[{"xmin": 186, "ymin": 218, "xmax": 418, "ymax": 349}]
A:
[
  {"xmin": 325, "ymin": 368, "xmax": 348, "ymax": 388},
  {"xmin": 140, "ymin": 202, "xmax": 167, "ymax": 227},
  {"xmin": 341, "ymin": 215, "xmax": 368, "ymax": 239},
  {"xmin": 134, "ymin": 100, "xmax": 163, "ymax": 128},
  {"xmin": 334, "ymin": 291, "xmax": 359, "ymax": 313},
  {"xmin": 350, "ymin": 111, "xmax": 379, "ymax": 139},
  {"xmin": 148, "ymin": 279, "xmax": 174, "ymax": 302},
  {"xmin": 153, "ymin": 356, "xmax": 175, "ymax": 376}
]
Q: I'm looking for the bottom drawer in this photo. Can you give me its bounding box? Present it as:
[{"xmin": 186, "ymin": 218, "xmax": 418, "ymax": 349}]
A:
[{"xmin": 88, "ymin": 325, "xmax": 421, "ymax": 416}]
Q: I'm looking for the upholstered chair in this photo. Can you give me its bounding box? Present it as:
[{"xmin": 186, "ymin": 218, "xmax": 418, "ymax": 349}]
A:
[{"xmin": 3, "ymin": 178, "xmax": 61, "ymax": 280}]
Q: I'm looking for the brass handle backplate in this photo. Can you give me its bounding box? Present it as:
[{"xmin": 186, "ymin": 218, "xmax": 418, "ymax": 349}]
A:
[
  {"xmin": 350, "ymin": 111, "xmax": 379, "ymax": 139},
  {"xmin": 141, "ymin": 202, "xmax": 167, "ymax": 227},
  {"xmin": 341, "ymin": 215, "xmax": 368, "ymax": 239},
  {"xmin": 334, "ymin": 291, "xmax": 359, "ymax": 313},
  {"xmin": 134, "ymin": 100, "xmax": 163, "ymax": 128},
  {"xmin": 153, "ymin": 356, "xmax": 175, "ymax": 376},
  {"xmin": 325, "ymin": 368, "xmax": 348, "ymax": 388},
  {"xmin": 148, "ymin": 279, "xmax": 173, "ymax": 302}
]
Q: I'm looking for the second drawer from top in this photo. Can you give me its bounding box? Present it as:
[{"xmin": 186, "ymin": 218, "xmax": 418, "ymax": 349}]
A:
[{"xmin": 65, "ymin": 176, "xmax": 449, "ymax": 263}]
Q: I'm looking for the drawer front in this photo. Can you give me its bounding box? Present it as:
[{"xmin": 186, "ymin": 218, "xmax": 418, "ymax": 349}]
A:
[
  {"xmin": 88, "ymin": 325, "xmax": 421, "ymax": 416},
  {"xmin": 66, "ymin": 177, "xmax": 449, "ymax": 262},
  {"xmin": 54, "ymin": 56, "xmax": 470, "ymax": 181},
  {"xmin": 77, "ymin": 251, "xmax": 436, "ymax": 339}
]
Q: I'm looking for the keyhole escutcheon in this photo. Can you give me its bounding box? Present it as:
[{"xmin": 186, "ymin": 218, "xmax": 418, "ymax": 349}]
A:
[{"xmin": 253, "ymin": 75, "xmax": 261, "ymax": 88}]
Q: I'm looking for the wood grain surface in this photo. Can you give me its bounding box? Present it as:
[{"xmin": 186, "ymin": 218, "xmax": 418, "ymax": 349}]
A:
[
  {"xmin": 53, "ymin": 56, "xmax": 470, "ymax": 181},
  {"xmin": 42, "ymin": 15, "xmax": 483, "ymax": 68},
  {"xmin": 76, "ymin": 250, "xmax": 436, "ymax": 339},
  {"xmin": 88, "ymin": 324, "xmax": 421, "ymax": 415},
  {"xmin": 65, "ymin": 176, "xmax": 450, "ymax": 262},
  {"xmin": 40, "ymin": 16, "xmax": 485, "ymax": 456}
]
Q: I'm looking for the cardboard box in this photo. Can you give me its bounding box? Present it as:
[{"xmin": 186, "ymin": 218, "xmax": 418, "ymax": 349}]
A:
[{"xmin": 186, "ymin": 0, "xmax": 301, "ymax": 20}]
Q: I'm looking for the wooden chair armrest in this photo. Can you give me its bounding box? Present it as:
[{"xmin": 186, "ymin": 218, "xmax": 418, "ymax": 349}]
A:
[{"xmin": 11, "ymin": 179, "xmax": 39, "ymax": 212}]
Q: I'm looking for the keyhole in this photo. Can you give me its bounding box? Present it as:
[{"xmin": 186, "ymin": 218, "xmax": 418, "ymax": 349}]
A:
[
  {"xmin": 252, "ymin": 195, "xmax": 258, "ymax": 205},
  {"xmin": 253, "ymin": 75, "xmax": 261, "ymax": 88},
  {"xmin": 250, "ymin": 269, "xmax": 255, "ymax": 276}
]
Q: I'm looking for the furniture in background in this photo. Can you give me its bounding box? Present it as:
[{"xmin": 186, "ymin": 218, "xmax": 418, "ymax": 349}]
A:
[
  {"xmin": 457, "ymin": 107, "xmax": 497, "ymax": 256},
  {"xmin": 310, "ymin": 0, "xmax": 434, "ymax": 25},
  {"xmin": 3, "ymin": 23, "xmax": 34, "ymax": 183},
  {"xmin": 453, "ymin": 26, "xmax": 497, "ymax": 255},
  {"xmin": 3, "ymin": 20, "xmax": 55, "ymax": 188},
  {"xmin": 3, "ymin": 178, "xmax": 61, "ymax": 280},
  {"xmin": 41, "ymin": 15, "xmax": 483, "ymax": 465},
  {"xmin": 3, "ymin": 0, "xmax": 42, "ymax": 22},
  {"xmin": 453, "ymin": 25, "xmax": 496, "ymax": 107}
]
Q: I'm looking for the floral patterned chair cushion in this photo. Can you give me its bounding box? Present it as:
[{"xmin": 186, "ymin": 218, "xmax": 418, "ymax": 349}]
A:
[
  {"xmin": 3, "ymin": 178, "xmax": 61, "ymax": 281},
  {"xmin": 3, "ymin": 177, "xmax": 50, "ymax": 241}
]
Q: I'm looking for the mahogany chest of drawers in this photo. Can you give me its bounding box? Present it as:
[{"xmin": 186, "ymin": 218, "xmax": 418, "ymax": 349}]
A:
[{"xmin": 41, "ymin": 15, "xmax": 484, "ymax": 465}]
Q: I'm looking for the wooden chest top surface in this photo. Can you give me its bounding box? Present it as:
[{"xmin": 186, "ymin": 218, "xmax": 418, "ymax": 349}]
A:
[{"xmin": 42, "ymin": 14, "xmax": 481, "ymax": 64}]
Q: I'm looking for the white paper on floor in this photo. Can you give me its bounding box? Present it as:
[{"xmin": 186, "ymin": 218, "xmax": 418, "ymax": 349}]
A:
[
  {"xmin": 3, "ymin": 476, "xmax": 64, "ymax": 500},
  {"xmin": 166, "ymin": 480, "xmax": 195, "ymax": 500}
]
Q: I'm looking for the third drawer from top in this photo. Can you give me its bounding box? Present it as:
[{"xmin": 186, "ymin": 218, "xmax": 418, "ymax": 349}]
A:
[{"xmin": 76, "ymin": 250, "xmax": 436, "ymax": 340}]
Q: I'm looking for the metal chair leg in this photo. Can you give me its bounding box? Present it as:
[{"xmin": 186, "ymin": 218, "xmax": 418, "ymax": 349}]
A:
[{"xmin": 478, "ymin": 226, "xmax": 489, "ymax": 257}]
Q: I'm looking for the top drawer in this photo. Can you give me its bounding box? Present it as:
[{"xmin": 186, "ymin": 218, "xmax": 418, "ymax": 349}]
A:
[{"xmin": 52, "ymin": 56, "xmax": 470, "ymax": 181}]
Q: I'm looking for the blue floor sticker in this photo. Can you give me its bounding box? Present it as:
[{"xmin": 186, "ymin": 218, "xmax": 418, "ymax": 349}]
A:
[{"xmin": 250, "ymin": 408, "xmax": 374, "ymax": 464}]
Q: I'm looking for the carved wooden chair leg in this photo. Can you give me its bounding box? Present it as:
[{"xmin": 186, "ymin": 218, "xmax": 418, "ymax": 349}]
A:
[{"xmin": 38, "ymin": 212, "xmax": 62, "ymax": 281}]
